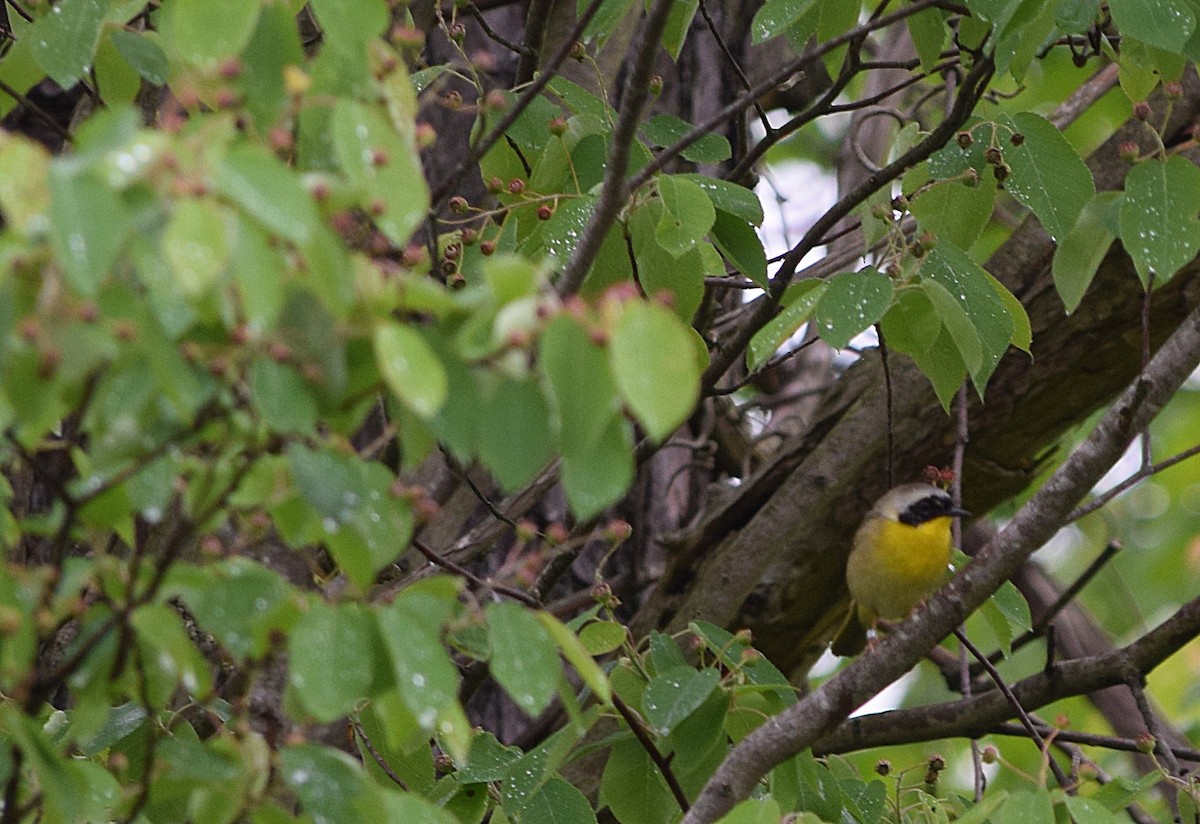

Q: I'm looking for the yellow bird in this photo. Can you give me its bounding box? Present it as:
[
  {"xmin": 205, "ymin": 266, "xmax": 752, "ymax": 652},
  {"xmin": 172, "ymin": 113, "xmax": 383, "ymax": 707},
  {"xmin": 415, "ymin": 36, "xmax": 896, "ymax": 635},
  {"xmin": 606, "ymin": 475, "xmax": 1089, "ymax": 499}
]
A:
[{"xmin": 831, "ymin": 483, "xmax": 969, "ymax": 656}]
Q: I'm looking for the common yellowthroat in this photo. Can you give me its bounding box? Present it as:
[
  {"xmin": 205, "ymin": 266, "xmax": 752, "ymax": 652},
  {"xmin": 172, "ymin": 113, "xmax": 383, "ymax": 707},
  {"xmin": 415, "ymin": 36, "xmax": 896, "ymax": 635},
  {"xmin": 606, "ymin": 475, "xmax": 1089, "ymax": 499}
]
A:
[{"xmin": 831, "ymin": 483, "xmax": 969, "ymax": 656}]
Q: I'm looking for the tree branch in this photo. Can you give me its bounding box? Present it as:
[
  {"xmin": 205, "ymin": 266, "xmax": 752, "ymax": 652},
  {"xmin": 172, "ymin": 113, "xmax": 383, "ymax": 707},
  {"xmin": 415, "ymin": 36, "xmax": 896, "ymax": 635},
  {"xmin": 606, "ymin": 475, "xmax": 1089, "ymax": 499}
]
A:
[{"xmin": 681, "ymin": 292, "xmax": 1200, "ymax": 823}]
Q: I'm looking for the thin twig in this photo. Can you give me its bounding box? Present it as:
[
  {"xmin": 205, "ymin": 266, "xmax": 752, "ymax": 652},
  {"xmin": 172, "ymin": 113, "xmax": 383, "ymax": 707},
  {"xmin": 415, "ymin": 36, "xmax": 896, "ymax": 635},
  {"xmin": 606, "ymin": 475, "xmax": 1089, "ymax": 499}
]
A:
[
  {"xmin": 0, "ymin": 79, "xmax": 74, "ymax": 144},
  {"xmin": 429, "ymin": 0, "xmax": 608, "ymax": 207},
  {"xmin": 411, "ymin": 536, "xmax": 542, "ymax": 608},
  {"xmin": 955, "ymin": 628, "xmax": 1072, "ymax": 791},
  {"xmin": 1067, "ymin": 443, "xmax": 1200, "ymax": 522},
  {"xmin": 351, "ymin": 716, "xmax": 410, "ymax": 789},
  {"xmin": 1123, "ymin": 671, "xmax": 1182, "ymax": 777},
  {"xmin": 708, "ymin": 337, "xmax": 819, "ymax": 396},
  {"xmin": 696, "ymin": 0, "xmax": 772, "ymax": 137},
  {"xmin": 556, "ymin": 0, "xmax": 680, "ymax": 296},
  {"xmin": 991, "ymin": 722, "xmax": 1200, "ymax": 763},
  {"xmin": 611, "ymin": 692, "xmax": 691, "ymax": 813}
]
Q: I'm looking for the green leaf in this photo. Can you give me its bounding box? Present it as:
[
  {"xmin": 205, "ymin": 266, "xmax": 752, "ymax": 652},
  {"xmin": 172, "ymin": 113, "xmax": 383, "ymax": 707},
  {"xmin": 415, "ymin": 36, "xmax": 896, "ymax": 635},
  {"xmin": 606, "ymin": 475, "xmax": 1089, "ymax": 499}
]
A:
[
  {"xmin": 922, "ymin": 279, "xmax": 981, "ymax": 374},
  {"xmin": 610, "ymin": 300, "xmax": 701, "ymax": 441},
  {"xmin": 657, "ymin": 175, "xmax": 716, "ymax": 257},
  {"xmin": 985, "ymin": 272, "xmax": 1032, "ymax": 353},
  {"xmin": 487, "ymin": 602, "xmax": 561, "ymax": 717},
  {"xmin": 282, "ymin": 744, "xmax": 385, "ymax": 823},
  {"xmin": 628, "ymin": 200, "xmax": 712, "ymax": 320},
  {"xmin": 642, "ymin": 666, "xmax": 720, "ymax": 737},
  {"xmin": 289, "ymin": 603, "xmax": 381, "ymax": 722},
  {"xmin": 579, "ymin": 621, "xmax": 626, "ymax": 655},
  {"xmin": 751, "ymin": 0, "xmax": 819, "ymax": 43},
  {"xmin": 109, "ymin": 29, "xmax": 168, "ymax": 85},
  {"xmin": 374, "ymin": 323, "xmax": 448, "ymax": 419},
  {"xmin": 1063, "ymin": 797, "xmax": 1124, "ymax": 824},
  {"xmin": 642, "ymin": 115, "xmax": 731, "ymax": 163},
  {"xmin": 330, "ymin": 99, "xmax": 428, "ymax": 247},
  {"xmin": 879, "ymin": 287, "xmax": 940, "ymax": 356},
  {"xmin": 560, "ymin": 415, "xmax": 635, "ymax": 519},
  {"xmin": 164, "ymin": 558, "xmax": 298, "ymax": 660},
  {"xmin": 540, "ymin": 314, "xmax": 622, "ymax": 451},
  {"xmin": 377, "ymin": 591, "xmax": 461, "ymax": 734},
  {"xmin": 240, "ymin": 3, "xmax": 305, "ymax": 131},
  {"xmin": 995, "ymin": 112, "xmax": 1095, "ymax": 242},
  {"xmin": 520, "ymin": 778, "xmax": 599, "ymax": 824},
  {"xmin": 382, "ymin": 792, "xmax": 462, "ymax": 824},
  {"xmin": 581, "ymin": 0, "xmax": 638, "ymax": 47},
  {"xmin": 717, "ymin": 798, "xmax": 783, "ymax": 824},
  {"xmin": 286, "ymin": 445, "xmax": 413, "ymax": 588},
  {"xmin": 660, "ymin": 0, "xmax": 700, "ymax": 60},
  {"xmin": 1109, "ymin": 0, "xmax": 1196, "ymax": 54},
  {"xmin": 908, "ymin": 324, "xmax": 968, "ymax": 410},
  {"xmin": 909, "ymin": 174, "xmax": 996, "ymax": 251},
  {"xmin": 250, "ymin": 359, "xmax": 319, "ymax": 434},
  {"xmin": 130, "ymin": 604, "xmax": 212, "ymax": 703},
  {"xmin": 813, "ymin": 268, "xmax": 893, "ymax": 350},
  {"xmin": 308, "ymin": 0, "xmax": 389, "ymax": 50},
  {"xmin": 157, "ymin": 0, "xmax": 261, "ymax": 65},
  {"xmin": 49, "ymin": 168, "xmax": 131, "ymax": 296},
  {"xmin": 216, "ymin": 143, "xmax": 320, "ymax": 247},
  {"xmin": 906, "ymin": 7, "xmax": 946, "ymax": 73},
  {"xmin": 600, "ymin": 738, "xmax": 680, "ymax": 824},
  {"xmin": 536, "ymin": 612, "xmax": 613, "ymax": 704},
  {"xmin": 1053, "ymin": 191, "xmax": 1121, "ymax": 313},
  {"xmin": 677, "ymin": 175, "xmax": 763, "ymax": 225},
  {"xmin": 28, "ymin": 0, "xmax": 107, "ymax": 88},
  {"xmin": 711, "ymin": 212, "xmax": 768, "ymax": 288},
  {"xmin": 0, "ymin": 133, "xmax": 51, "ymax": 237},
  {"xmin": 747, "ymin": 281, "xmax": 826, "ymax": 372},
  {"xmin": 994, "ymin": 789, "xmax": 1055, "ymax": 824},
  {"xmin": 1119, "ymin": 155, "xmax": 1200, "ymax": 286},
  {"xmin": 920, "ymin": 244, "xmax": 1014, "ymax": 391},
  {"xmin": 477, "ymin": 377, "xmax": 555, "ymax": 492},
  {"xmin": 161, "ymin": 199, "xmax": 230, "ymax": 297}
]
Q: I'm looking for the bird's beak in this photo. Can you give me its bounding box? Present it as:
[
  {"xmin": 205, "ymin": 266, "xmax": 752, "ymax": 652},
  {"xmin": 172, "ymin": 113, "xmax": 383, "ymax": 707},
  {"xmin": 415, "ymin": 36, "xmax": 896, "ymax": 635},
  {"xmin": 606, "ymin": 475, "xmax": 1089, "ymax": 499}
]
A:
[{"xmin": 950, "ymin": 506, "xmax": 971, "ymax": 518}]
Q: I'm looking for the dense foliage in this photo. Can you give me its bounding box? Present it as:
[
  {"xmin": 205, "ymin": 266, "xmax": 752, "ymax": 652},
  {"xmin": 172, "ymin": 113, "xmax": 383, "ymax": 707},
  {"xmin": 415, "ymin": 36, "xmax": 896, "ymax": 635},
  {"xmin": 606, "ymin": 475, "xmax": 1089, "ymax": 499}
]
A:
[{"xmin": 3, "ymin": 0, "xmax": 1200, "ymax": 822}]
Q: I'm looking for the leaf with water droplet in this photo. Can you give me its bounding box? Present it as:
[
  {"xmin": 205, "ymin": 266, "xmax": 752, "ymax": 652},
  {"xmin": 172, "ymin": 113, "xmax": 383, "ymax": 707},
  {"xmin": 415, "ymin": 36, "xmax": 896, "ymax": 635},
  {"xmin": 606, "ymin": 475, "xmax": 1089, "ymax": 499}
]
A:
[
  {"xmin": 642, "ymin": 666, "xmax": 720, "ymax": 737},
  {"xmin": 288, "ymin": 603, "xmax": 382, "ymax": 722},
  {"xmin": 995, "ymin": 112, "xmax": 1094, "ymax": 243},
  {"xmin": 813, "ymin": 267, "xmax": 893, "ymax": 350},
  {"xmin": 487, "ymin": 602, "xmax": 561, "ymax": 717},
  {"xmin": 374, "ymin": 322, "xmax": 448, "ymax": 419},
  {"xmin": 1120, "ymin": 155, "xmax": 1200, "ymax": 288}
]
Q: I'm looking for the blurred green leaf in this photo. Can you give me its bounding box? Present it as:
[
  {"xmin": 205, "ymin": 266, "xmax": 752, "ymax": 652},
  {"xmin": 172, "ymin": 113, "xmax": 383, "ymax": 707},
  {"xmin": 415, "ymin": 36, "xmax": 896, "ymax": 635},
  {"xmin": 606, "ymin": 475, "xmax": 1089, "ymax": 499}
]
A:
[
  {"xmin": 610, "ymin": 300, "xmax": 701, "ymax": 441},
  {"xmin": 488, "ymin": 602, "xmax": 561, "ymax": 717},
  {"xmin": 751, "ymin": 0, "xmax": 818, "ymax": 43},
  {"xmin": 28, "ymin": 0, "xmax": 107, "ymax": 88},
  {"xmin": 49, "ymin": 167, "xmax": 131, "ymax": 296},
  {"xmin": 374, "ymin": 323, "xmax": 448, "ymax": 419},
  {"xmin": 108, "ymin": 29, "xmax": 168, "ymax": 85},
  {"xmin": 157, "ymin": 0, "xmax": 261, "ymax": 64},
  {"xmin": 600, "ymin": 737, "xmax": 679, "ymax": 824},
  {"xmin": 215, "ymin": 143, "xmax": 319, "ymax": 247},
  {"xmin": 289, "ymin": 603, "xmax": 383, "ymax": 722},
  {"xmin": 164, "ymin": 558, "xmax": 299, "ymax": 660},
  {"xmin": 282, "ymin": 744, "xmax": 386, "ymax": 822}
]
